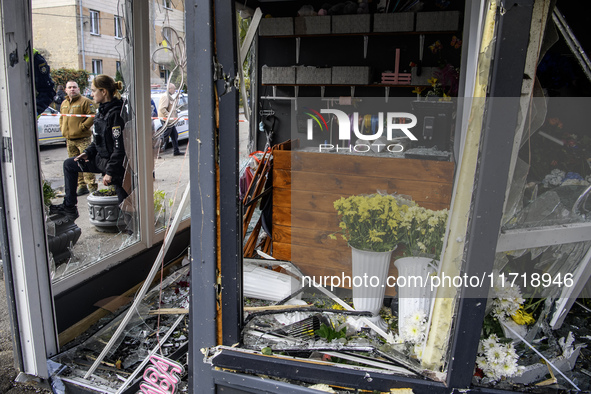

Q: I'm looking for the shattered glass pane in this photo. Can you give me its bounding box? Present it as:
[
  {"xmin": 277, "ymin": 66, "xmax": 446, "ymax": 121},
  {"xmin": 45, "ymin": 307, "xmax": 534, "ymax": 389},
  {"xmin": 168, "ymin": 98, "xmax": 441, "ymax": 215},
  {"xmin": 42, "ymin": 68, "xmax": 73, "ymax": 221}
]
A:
[
  {"xmin": 37, "ymin": 0, "xmax": 142, "ymax": 282},
  {"xmin": 485, "ymin": 87, "xmax": 591, "ymax": 390},
  {"xmin": 504, "ymin": 185, "xmax": 590, "ymax": 229},
  {"xmin": 151, "ymin": 2, "xmax": 190, "ymax": 234},
  {"xmin": 502, "ymin": 158, "xmax": 530, "ymax": 226},
  {"xmin": 51, "ymin": 265, "xmax": 190, "ymax": 391}
]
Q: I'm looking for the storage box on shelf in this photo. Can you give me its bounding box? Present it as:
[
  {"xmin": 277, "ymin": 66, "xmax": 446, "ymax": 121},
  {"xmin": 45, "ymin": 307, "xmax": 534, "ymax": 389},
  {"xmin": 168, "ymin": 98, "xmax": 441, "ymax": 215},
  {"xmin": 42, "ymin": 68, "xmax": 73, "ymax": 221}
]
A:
[
  {"xmin": 294, "ymin": 16, "xmax": 331, "ymax": 35},
  {"xmin": 296, "ymin": 66, "xmax": 332, "ymax": 85},
  {"xmin": 261, "ymin": 66, "xmax": 296, "ymax": 84},
  {"xmin": 373, "ymin": 12, "xmax": 415, "ymax": 32},
  {"xmin": 332, "ymin": 66, "xmax": 372, "ymax": 85},
  {"xmin": 415, "ymin": 11, "xmax": 460, "ymax": 31},
  {"xmin": 259, "ymin": 17, "xmax": 294, "ymax": 36},
  {"xmin": 332, "ymin": 14, "xmax": 371, "ymax": 34}
]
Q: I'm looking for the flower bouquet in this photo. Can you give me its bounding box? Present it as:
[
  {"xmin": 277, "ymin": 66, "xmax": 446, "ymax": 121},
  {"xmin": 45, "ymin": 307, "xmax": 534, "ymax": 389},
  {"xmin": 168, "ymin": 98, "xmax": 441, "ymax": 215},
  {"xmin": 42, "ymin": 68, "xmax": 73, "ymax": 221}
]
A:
[
  {"xmin": 411, "ymin": 37, "xmax": 462, "ymax": 100},
  {"xmin": 474, "ymin": 273, "xmax": 538, "ymax": 383},
  {"xmin": 476, "ymin": 334, "xmax": 524, "ymax": 382},
  {"xmin": 329, "ymin": 193, "xmax": 410, "ymax": 253},
  {"xmin": 399, "ymin": 205, "xmax": 449, "ymax": 259}
]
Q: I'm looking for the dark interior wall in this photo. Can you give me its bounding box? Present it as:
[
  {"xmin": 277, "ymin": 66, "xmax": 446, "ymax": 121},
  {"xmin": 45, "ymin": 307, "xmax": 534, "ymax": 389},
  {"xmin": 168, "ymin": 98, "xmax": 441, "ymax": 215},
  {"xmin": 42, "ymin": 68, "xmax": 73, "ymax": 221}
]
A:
[{"xmin": 254, "ymin": 1, "xmax": 465, "ymax": 151}]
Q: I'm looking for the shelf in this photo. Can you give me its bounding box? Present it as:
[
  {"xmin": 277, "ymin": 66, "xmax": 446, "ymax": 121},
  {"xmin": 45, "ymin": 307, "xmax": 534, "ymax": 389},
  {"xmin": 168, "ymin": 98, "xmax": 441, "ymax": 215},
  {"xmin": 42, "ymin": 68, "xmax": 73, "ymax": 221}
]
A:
[
  {"xmin": 262, "ymin": 84, "xmax": 430, "ymax": 88},
  {"xmin": 260, "ymin": 83, "xmax": 432, "ymax": 105},
  {"xmin": 260, "ymin": 31, "xmax": 460, "ymax": 39},
  {"xmin": 267, "ymin": 30, "xmax": 459, "ymax": 62}
]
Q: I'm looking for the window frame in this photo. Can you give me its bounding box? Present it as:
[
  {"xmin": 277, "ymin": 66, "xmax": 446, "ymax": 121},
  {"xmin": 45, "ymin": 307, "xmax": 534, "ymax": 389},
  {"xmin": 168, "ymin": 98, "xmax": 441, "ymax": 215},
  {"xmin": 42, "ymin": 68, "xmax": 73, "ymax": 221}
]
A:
[
  {"xmin": 91, "ymin": 59, "xmax": 103, "ymax": 75},
  {"xmin": 185, "ymin": 0, "xmax": 566, "ymax": 393},
  {"xmin": 89, "ymin": 9, "xmax": 100, "ymax": 35},
  {"xmin": 159, "ymin": 65, "xmax": 170, "ymax": 83},
  {"xmin": 52, "ymin": 0, "xmax": 191, "ymax": 295},
  {"xmin": 0, "ymin": 1, "xmax": 194, "ymax": 379},
  {"xmin": 163, "ymin": 0, "xmax": 173, "ymax": 10},
  {"xmin": 114, "ymin": 15, "xmax": 123, "ymax": 38}
]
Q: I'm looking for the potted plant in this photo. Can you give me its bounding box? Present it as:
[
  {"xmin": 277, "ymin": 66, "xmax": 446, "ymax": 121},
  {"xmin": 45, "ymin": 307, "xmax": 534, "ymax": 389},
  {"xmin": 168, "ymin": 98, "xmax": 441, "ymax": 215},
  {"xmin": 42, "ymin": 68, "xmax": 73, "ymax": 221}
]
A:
[
  {"xmin": 395, "ymin": 205, "xmax": 448, "ymax": 333},
  {"xmin": 87, "ymin": 186, "xmax": 123, "ymax": 231},
  {"xmin": 329, "ymin": 193, "xmax": 410, "ymax": 327}
]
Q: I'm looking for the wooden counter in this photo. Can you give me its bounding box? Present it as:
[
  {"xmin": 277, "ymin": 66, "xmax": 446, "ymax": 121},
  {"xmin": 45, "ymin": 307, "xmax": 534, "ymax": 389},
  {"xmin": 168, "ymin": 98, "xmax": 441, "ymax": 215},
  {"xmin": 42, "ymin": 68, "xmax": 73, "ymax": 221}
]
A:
[{"xmin": 271, "ymin": 150, "xmax": 455, "ymax": 294}]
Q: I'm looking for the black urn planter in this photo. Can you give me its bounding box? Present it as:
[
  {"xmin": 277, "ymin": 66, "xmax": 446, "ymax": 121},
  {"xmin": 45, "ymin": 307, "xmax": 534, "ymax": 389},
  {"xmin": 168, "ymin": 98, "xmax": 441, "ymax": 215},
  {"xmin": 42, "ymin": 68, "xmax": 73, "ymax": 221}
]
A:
[{"xmin": 46, "ymin": 214, "xmax": 82, "ymax": 263}]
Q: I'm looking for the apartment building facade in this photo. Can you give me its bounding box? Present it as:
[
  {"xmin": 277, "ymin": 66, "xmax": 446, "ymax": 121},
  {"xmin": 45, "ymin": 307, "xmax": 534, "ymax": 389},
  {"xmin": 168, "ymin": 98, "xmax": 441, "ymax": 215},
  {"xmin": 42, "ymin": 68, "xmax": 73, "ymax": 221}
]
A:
[{"xmin": 31, "ymin": 0, "xmax": 185, "ymax": 86}]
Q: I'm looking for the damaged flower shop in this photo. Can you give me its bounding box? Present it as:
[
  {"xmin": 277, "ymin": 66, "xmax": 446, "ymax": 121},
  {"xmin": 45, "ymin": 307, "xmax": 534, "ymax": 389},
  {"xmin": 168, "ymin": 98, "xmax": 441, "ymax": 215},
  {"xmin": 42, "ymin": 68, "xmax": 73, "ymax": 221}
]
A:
[{"xmin": 2, "ymin": 0, "xmax": 591, "ymax": 392}]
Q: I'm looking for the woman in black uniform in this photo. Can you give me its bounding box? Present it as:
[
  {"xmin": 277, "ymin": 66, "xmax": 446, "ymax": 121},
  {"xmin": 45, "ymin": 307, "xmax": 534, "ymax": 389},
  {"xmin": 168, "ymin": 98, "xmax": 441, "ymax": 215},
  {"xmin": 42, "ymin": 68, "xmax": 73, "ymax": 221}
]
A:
[{"xmin": 50, "ymin": 74, "xmax": 127, "ymax": 222}]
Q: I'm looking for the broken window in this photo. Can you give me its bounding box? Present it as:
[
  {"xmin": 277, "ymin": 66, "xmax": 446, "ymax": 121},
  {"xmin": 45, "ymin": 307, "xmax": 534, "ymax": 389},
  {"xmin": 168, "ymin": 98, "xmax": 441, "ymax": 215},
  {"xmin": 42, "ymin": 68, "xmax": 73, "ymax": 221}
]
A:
[
  {"xmin": 35, "ymin": 0, "xmax": 145, "ymax": 285},
  {"xmin": 473, "ymin": 0, "xmax": 591, "ymax": 390},
  {"xmin": 232, "ymin": 0, "xmax": 467, "ymax": 384},
  {"xmin": 226, "ymin": 1, "xmax": 591, "ymax": 391},
  {"xmin": 150, "ymin": 0, "xmax": 190, "ymax": 233},
  {"xmin": 20, "ymin": 0, "xmax": 591, "ymax": 391},
  {"xmin": 49, "ymin": 261, "xmax": 190, "ymax": 391},
  {"xmin": 34, "ymin": 0, "xmax": 190, "ymax": 288}
]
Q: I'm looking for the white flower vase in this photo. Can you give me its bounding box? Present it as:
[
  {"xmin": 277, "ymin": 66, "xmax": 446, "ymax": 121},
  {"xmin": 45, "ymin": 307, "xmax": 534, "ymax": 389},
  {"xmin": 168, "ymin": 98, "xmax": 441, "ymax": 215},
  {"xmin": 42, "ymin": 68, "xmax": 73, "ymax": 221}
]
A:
[
  {"xmin": 394, "ymin": 257, "xmax": 437, "ymax": 334},
  {"xmin": 350, "ymin": 245, "xmax": 395, "ymax": 329}
]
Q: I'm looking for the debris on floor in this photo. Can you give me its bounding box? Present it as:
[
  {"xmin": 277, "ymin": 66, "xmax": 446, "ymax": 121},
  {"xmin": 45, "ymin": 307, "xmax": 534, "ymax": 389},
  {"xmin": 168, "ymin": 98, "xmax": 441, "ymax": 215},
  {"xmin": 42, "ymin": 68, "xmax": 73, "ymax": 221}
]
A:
[
  {"xmin": 48, "ymin": 265, "xmax": 190, "ymax": 393},
  {"xmin": 44, "ymin": 250, "xmax": 591, "ymax": 393}
]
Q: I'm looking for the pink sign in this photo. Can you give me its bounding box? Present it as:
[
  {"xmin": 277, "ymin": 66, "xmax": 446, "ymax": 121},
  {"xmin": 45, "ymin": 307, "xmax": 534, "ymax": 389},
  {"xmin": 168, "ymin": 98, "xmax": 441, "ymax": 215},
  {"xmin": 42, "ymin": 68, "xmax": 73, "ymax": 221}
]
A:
[{"xmin": 140, "ymin": 354, "xmax": 185, "ymax": 394}]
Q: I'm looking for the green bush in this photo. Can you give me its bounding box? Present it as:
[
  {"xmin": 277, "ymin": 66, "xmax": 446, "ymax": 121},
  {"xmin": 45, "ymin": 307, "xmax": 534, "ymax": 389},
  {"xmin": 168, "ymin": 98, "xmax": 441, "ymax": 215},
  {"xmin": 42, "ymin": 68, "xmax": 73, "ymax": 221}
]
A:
[
  {"xmin": 154, "ymin": 189, "xmax": 173, "ymax": 214},
  {"xmin": 42, "ymin": 180, "xmax": 56, "ymax": 207},
  {"xmin": 51, "ymin": 68, "xmax": 91, "ymax": 91}
]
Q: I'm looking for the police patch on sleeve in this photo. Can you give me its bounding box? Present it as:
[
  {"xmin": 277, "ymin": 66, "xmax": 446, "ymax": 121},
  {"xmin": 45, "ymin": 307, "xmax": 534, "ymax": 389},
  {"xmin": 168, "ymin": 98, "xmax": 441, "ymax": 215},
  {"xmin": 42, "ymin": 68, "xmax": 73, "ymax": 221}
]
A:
[{"xmin": 112, "ymin": 126, "xmax": 122, "ymax": 148}]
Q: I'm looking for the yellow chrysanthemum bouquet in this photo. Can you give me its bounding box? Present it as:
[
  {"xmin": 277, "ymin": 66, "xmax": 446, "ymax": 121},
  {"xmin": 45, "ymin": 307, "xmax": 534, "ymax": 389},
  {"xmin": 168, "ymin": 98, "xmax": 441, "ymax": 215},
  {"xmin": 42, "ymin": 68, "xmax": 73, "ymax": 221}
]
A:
[
  {"xmin": 399, "ymin": 205, "xmax": 448, "ymax": 259},
  {"xmin": 328, "ymin": 193, "xmax": 411, "ymax": 253}
]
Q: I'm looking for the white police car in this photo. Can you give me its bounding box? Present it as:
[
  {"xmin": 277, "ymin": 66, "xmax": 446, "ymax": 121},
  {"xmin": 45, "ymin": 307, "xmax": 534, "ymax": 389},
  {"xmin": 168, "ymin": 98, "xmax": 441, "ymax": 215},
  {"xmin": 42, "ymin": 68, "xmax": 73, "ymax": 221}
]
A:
[
  {"xmin": 37, "ymin": 106, "xmax": 65, "ymax": 145},
  {"xmin": 151, "ymin": 91, "xmax": 189, "ymax": 141}
]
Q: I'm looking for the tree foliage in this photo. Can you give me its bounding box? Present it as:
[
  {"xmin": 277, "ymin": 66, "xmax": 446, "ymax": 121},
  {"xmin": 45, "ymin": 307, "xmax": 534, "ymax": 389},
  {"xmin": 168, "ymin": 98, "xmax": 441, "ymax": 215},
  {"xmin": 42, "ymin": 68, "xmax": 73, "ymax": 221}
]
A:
[
  {"xmin": 51, "ymin": 68, "xmax": 91, "ymax": 91},
  {"xmin": 115, "ymin": 69, "xmax": 125, "ymax": 91}
]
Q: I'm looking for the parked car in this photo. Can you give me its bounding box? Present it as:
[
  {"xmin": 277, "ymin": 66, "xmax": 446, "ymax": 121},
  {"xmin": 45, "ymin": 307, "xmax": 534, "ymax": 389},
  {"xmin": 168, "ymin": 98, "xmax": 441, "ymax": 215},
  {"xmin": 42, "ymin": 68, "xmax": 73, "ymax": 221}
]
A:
[
  {"xmin": 151, "ymin": 91, "xmax": 189, "ymax": 141},
  {"xmin": 37, "ymin": 106, "xmax": 65, "ymax": 145}
]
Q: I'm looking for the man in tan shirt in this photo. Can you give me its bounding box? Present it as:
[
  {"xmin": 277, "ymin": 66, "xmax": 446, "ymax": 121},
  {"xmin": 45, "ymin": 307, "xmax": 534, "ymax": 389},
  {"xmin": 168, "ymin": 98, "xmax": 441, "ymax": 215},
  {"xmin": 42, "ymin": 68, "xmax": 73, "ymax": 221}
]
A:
[
  {"xmin": 60, "ymin": 80, "xmax": 97, "ymax": 195},
  {"xmin": 157, "ymin": 83, "xmax": 182, "ymax": 156}
]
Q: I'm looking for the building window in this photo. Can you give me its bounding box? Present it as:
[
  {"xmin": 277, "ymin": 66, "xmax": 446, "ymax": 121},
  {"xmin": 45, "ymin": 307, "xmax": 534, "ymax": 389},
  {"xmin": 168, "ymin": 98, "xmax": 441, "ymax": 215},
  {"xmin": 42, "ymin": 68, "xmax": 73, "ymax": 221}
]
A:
[
  {"xmin": 116, "ymin": 61, "xmax": 121, "ymax": 73},
  {"xmin": 114, "ymin": 16, "xmax": 123, "ymax": 38},
  {"xmin": 159, "ymin": 65, "xmax": 170, "ymax": 83},
  {"xmin": 163, "ymin": 0, "xmax": 172, "ymax": 9},
  {"xmin": 90, "ymin": 10, "xmax": 100, "ymax": 35},
  {"xmin": 92, "ymin": 59, "xmax": 103, "ymax": 75}
]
